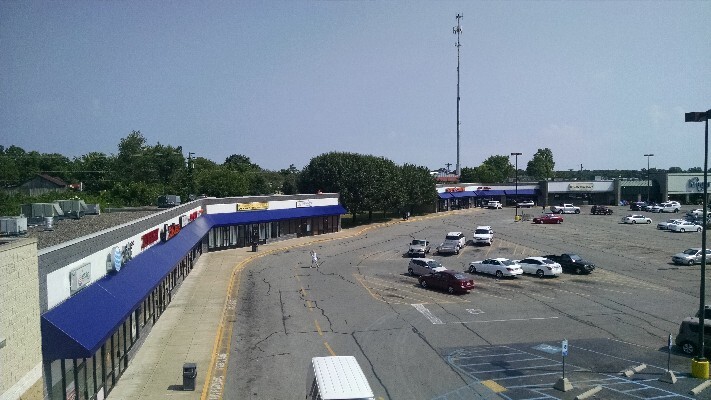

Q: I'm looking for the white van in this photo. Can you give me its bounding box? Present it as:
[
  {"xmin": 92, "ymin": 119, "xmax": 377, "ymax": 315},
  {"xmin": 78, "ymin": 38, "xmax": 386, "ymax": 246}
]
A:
[{"xmin": 306, "ymin": 356, "xmax": 375, "ymax": 400}]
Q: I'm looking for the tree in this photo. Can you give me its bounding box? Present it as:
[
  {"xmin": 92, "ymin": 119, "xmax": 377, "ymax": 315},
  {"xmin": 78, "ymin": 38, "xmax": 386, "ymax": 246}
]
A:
[
  {"xmin": 397, "ymin": 164, "xmax": 437, "ymax": 213},
  {"xmin": 223, "ymin": 154, "xmax": 260, "ymax": 172},
  {"xmin": 526, "ymin": 148, "xmax": 555, "ymax": 181},
  {"xmin": 460, "ymin": 155, "xmax": 513, "ymax": 183}
]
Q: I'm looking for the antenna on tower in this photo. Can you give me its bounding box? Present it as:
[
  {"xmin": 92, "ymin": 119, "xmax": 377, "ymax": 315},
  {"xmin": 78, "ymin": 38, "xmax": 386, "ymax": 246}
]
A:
[{"xmin": 453, "ymin": 13, "xmax": 463, "ymax": 178}]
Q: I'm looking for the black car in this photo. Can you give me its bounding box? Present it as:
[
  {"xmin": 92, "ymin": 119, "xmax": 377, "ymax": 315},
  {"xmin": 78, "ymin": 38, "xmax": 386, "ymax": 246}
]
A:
[
  {"xmin": 544, "ymin": 253, "xmax": 595, "ymax": 274},
  {"xmin": 630, "ymin": 201, "xmax": 647, "ymax": 211},
  {"xmin": 591, "ymin": 205, "xmax": 613, "ymax": 215}
]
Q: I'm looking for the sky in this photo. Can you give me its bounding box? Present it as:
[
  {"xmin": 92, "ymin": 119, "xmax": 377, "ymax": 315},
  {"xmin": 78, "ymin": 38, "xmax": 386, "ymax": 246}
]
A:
[{"xmin": 1, "ymin": 1, "xmax": 709, "ymax": 173}]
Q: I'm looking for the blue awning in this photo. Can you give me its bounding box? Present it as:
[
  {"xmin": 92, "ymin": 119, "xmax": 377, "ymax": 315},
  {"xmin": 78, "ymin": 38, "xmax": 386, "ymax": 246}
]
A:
[
  {"xmin": 41, "ymin": 205, "xmax": 346, "ymax": 360},
  {"xmin": 438, "ymin": 192, "xmax": 453, "ymax": 199},
  {"xmin": 505, "ymin": 189, "xmax": 537, "ymax": 196},
  {"xmin": 476, "ymin": 190, "xmax": 506, "ymax": 196},
  {"xmin": 208, "ymin": 205, "xmax": 347, "ymax": 226},
  {"xmin": 451, "ymin": 191, "xmax": 476, "ymax": 198}
]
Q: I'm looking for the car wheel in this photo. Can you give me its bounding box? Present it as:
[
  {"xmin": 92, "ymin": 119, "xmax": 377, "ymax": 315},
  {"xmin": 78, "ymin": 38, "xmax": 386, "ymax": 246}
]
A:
[
  {"xmin": 536, "ymin": 269, "xmax": 545, "ymax": 278},
  {"xmin": 447, "ymin": 286, "xmax": 455, "ymax": 294},
  {"xmin": 647, "ymin": 220, "xmax": 651, "ymax": 224},
  {"xmin": 575, "ymin": 209, "xmax": 580, "ymax": 214},
  {"xmin": 675, "ymin": 209, "xmax": 679, "ymax": 213},
  {"xmin": 576, "ymin": 267, "xmax": 583, "ymax": 274},
  {"xmin": 688, "ymin": 259, "xmax": 695, "ymax": 266},
  {"xmin": 408, "ymin": 268, "xmax": 415, "ymax": 276},
  {"xmin": 420, "ymin": 280, "xmax": 428, "ymax": 288},
  {"xmin": 681, "ymin": 228, "xmax": 686, "ymax": 232},
  {"xmin": 681, "ymin": 341, "xmax": 697, "ymax": 355},
  {"xmin": 698, "ymin": 227, "xmax": 703, "ymax": 232},
  {"xmin": 556, "ymin": 220, "xmax": 561, "ymax": 224},
  {"xmin": 495, "ymin": 270, "xmax": 503, "ymax": 279},
  {"xmin": 455, "ymin": 248, "xmax": 460, "ymax": 254},
  {"xmin": 631, "ymin": 220, "xmax": 636, "ymax": 224}
]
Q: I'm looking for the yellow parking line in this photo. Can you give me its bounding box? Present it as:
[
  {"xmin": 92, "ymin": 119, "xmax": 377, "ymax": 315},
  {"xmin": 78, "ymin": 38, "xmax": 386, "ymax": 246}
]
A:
[
  {"xmin": 315, "ymin": 319, "xmax": 323, "ymax": 336},
  {"xmin": 481, "ymin": 380, "xmax": 507, "ymax": 392},
  {"xmin": 324, "ymin": 341, "xmax": 336, "ymax": 356}
]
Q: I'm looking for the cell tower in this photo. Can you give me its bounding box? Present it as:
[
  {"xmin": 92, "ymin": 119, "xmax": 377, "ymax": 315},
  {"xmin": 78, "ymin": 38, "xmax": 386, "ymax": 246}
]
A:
[{"xmin": 453, "ymin": 14, "xmax": 463, "ymax": 177}]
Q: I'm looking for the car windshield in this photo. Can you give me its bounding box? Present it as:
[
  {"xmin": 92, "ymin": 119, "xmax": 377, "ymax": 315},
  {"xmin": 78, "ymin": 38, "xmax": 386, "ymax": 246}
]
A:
[
  {"xmin": 500, "ymin": 259, "xmax": 515, "ymax": 266},
  {"xmin": 411, "ymin": 240, "xmax": 426, "ymax": 245},
  {"xmin": 542, "ymin": 259, "xmax": 555, "ymax": 264},
  {"xmin": 453, "ymin": 273, "xmax": 467, "ymax": 279},
  {"xmin": 683, "ymin": 249, "xmax": 699, "ymax": 255},
  {"xmin": 569, "ymin": 254, "xmax": 582, "ymax": 261},
  {"xmin": 475, "ymin": 229, "xmax": 489, "ymax": 234},
  {"xmin": 445, "ymin": 235, "xmax": 460, "ymax": 240},
  {"xmin": 425, "ymin": 260, "xmax": 443, "ymax": 269}
]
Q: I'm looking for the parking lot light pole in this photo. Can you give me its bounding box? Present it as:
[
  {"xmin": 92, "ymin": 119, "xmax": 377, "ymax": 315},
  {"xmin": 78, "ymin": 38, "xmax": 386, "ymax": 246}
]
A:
[
  {"xmin": 686, "ymin": 109, "xmax": 711, "ymax": 376},
  {"xmin": 511, "ymin": 152, "xmax": 522, "ymax": 219},
  {"xmin": 644, "ymin": 154, "xmax": 654, "ymax": 203}
]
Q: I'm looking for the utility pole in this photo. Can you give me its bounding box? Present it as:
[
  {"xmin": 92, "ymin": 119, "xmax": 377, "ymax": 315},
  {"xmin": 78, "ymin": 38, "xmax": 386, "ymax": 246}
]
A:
[
  {"xmin": 453, "ymin": 14, "xmax": 463, "ymax": 178},
  {"xmin": 445, "ymin": 162, "xmax": 452, "ymax": 173}
]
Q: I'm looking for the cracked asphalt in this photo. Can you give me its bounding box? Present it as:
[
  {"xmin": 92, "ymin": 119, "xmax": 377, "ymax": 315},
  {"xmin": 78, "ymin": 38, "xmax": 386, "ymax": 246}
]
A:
[{"xmin": 222, "ymin": 206, "xmax": 710, "ymax": 399}]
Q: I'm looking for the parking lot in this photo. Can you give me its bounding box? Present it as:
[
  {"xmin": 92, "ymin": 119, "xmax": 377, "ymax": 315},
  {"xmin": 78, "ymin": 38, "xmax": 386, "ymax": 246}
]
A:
[{"xmin": 223, "ymin": 205, "xmax": 710, "ymax": 399}]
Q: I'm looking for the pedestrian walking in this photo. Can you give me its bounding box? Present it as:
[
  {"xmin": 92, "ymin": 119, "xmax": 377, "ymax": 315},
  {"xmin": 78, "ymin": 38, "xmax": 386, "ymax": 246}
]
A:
[{"xmin": 310, "ymin": 250, "xmax": 319, "ymax": 268}]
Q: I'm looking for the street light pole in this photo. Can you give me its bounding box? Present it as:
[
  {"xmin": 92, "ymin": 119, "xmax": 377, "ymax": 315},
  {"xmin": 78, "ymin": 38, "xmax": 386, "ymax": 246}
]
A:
[
  {"xmin": 686, "ymin": 109, "xmax": 711, "ymax": 377},
  {"xmin": 644, "ymin": 154, "xmax": 654, "ymax": 203},
  {"xmin": 511, "ymin": 152, "xmax": 522, "ymax": 219}
]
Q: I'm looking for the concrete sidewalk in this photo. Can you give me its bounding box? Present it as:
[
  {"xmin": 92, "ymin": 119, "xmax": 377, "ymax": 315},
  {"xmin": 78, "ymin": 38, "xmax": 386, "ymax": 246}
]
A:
[{"xmin": 106, "ymin": 231, "xmax": 354, "ymax": 400}]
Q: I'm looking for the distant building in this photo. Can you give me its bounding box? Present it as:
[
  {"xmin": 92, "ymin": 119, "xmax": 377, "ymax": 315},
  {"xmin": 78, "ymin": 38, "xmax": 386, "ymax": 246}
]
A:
[{"xmin": 3, "ymin": 174, "xmax": 68, "ymax": 197}]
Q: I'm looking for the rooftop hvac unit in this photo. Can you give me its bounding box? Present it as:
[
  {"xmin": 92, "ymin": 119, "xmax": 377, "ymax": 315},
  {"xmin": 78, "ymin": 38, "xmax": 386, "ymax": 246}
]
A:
[
  {"xmin": 85, "ymin": 203, "xmax": 101, "ymax": 215},
  {"xmin": 0, "ymin": 216, "xmax": 28, "ymax": 235},
  {"xmin": 56, "ymin": 199, "xmax": 88, "ymax": 219},
  {"xmin": 20, "ymin": 203, "xmax": 64, "ymax": 224}
]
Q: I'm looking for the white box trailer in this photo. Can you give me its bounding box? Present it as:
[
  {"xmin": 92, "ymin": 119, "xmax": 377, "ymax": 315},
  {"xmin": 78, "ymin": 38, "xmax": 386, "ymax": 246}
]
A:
[{"xmin": 306, "ymin": 356, "xmax": 374, "ymax": 400}]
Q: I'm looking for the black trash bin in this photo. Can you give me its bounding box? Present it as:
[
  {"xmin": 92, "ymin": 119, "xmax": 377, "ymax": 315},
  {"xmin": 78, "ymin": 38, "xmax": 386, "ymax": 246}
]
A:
[
  {"xmin": 252, "ymin": 242, "xmax": 258, "ymax": 252},
  {"xmin": 183, "ymin": 363, "xmax": 196, "ymax": 391}
]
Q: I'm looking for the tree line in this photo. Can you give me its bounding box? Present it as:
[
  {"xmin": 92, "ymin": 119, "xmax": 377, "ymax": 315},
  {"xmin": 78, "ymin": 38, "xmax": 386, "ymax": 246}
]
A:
[{"xmin": 1, "ymin": 132, "xmax": 702, "ymax": 217}]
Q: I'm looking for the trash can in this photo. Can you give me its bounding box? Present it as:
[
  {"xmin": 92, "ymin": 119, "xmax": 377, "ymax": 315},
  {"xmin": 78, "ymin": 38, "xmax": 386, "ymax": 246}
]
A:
[
  {"xmin": 183, "ymin": 363, "xmax": 197, "ymax": 391},
  {"xmin": 252, "ymin": 242, "xmax": 258, "ymax": 252},
  {"xmin": 514, "ymin": 215, "xmax": 522, "ymax": 222}
]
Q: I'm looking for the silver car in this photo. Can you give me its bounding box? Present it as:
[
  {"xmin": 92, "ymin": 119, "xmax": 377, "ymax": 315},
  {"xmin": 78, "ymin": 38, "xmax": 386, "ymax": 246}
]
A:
[
  {"xmin": 407, "ymin": 258, "xmax": 447, "ymax": 276},
  {"xmin": 672, "ymin": 248, "xmax": 711, "ymax": 265}
]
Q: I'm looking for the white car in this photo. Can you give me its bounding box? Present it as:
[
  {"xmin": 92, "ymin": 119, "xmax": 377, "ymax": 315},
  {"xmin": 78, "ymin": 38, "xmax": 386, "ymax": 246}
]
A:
[
  {"xmin": 487, "ymin": 201, "xmax": 503, "ymax": 209},
  {"xmin": 516, "ymin": 200, "xmax": 535, "ymax": 208},
  {"xmin": 515, "ymin": 257, "xmax": 563, "ymax": 278},
  {"xmin": 669, "ymin": 221, "xmax": 702, "ymax": 233},
  {"xmin": 443, "ymin": 232, "xmax": 466, "ymax": 249},
  {"xmin": 657, "ymin": 219, "xmax": 684, "ymax": 230},
  {"xmin": 472, "ymin": 226, "xmax": 493, "ymax": 246},
  {"xmin": 653, "ymin": 202, "xmax": 681, "ymax": 213},
  {"xmin": 621, "ymin": 214, "xmax": 652, "ymax": 224},
  {"xmin": 687, "ymin": 209, "xmax": 703, "ymax": 218},
  {"xmin": 407, "ymin": 258, "xmax": 447, "ymax": 276},
  {"xmin": 468, "ymin": 258, "xmax": 523, "ymax": 278}
]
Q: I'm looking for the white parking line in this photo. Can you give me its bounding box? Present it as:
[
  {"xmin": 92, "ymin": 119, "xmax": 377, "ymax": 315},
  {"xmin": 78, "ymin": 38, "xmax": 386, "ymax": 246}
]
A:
[{"xmin": 412, "ymin": 303, "xmax": 444, "ymax": 325}]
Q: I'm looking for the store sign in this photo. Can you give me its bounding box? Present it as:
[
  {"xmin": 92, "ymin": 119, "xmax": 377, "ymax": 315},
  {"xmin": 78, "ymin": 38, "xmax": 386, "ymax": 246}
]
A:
[
  {"xmin": 106, "ymin": 241, "xmax": 134, "ymax": 273},
  {"xmin": 688, "ymin": 177, "xmax": 711, "ymax": 192},
  {"xmin": 237, "ymin": 202, "xmax": 269, "ymax": 211},
  {"xmin": 476, "ymin": 187, "xmax": 492, "ymax": 191},
  {"xmin": 296, "ymin": 200, "xmax": 313, "ymax": 207},
  {"xmin": 445, "ymin": 187, "xmax": 465, "ymax": 193},
  {"xmin": 161, "ymin": 222, "xmax": 181, "ymax": 242},
  {"xmin": 141, "ymin": 228, "xmax": 160, "ymax": 250},
  {"xmin": 568, "ymin": 183, "xmax": 594, "ymax": 191},
  {"xmin": 69, "ymin": 263, "xmax": 91, "ymax": 295}
]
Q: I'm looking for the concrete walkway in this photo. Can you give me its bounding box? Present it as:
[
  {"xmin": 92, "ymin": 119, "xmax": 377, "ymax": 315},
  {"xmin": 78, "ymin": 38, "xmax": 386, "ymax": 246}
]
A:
[{"xmin": 106, "ymin": 230, "xmax": 357, "ymax": 400}]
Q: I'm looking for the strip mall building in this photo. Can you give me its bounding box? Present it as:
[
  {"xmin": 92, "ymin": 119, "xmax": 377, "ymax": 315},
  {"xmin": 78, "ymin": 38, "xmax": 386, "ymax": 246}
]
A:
[
  {"xmin": 436, "ymin": 173, "xmax": 711, "ymax": 211},
  {"xmin": 1, "ymin": 194, "xmax": 345, "ymax": 400}
]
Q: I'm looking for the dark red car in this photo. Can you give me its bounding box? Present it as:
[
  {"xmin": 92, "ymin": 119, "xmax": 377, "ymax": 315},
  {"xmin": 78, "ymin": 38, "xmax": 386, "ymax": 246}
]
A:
[
  {"xmin": 418, "ymin": 270, "xmax": 474, "ymax": 294},
  {"xmin": 532, "ymin": 214, "xmax": 563, "ymax": 224}
]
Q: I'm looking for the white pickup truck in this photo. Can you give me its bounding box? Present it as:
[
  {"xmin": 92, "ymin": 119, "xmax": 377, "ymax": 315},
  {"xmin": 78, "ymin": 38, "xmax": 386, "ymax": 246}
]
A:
[{"xmin": 550, "ymin": 204, "xmax": 581, "ymax": 214}]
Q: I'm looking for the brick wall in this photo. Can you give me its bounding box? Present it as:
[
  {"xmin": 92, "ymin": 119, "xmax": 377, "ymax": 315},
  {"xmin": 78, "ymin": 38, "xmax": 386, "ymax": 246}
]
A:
[{"xmin": 0, "ymin": 238, "xmax": 43, "ymax": 400}]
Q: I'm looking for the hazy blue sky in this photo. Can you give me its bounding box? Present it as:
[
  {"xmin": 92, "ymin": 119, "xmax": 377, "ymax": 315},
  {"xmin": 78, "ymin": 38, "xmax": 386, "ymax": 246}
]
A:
[{"xmin": 1, "ymin": 1, "xmax": 709, "ymax": 172}]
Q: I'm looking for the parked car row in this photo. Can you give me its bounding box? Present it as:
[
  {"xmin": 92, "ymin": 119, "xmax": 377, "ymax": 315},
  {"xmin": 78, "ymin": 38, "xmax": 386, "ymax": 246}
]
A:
[
  {"xmin": 630, "ymin": 201, "xmax": 681, "ymax": 213},
  {"xmin": 406, "ymin": 251, "xmax": 596, "ymax": 295}
]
